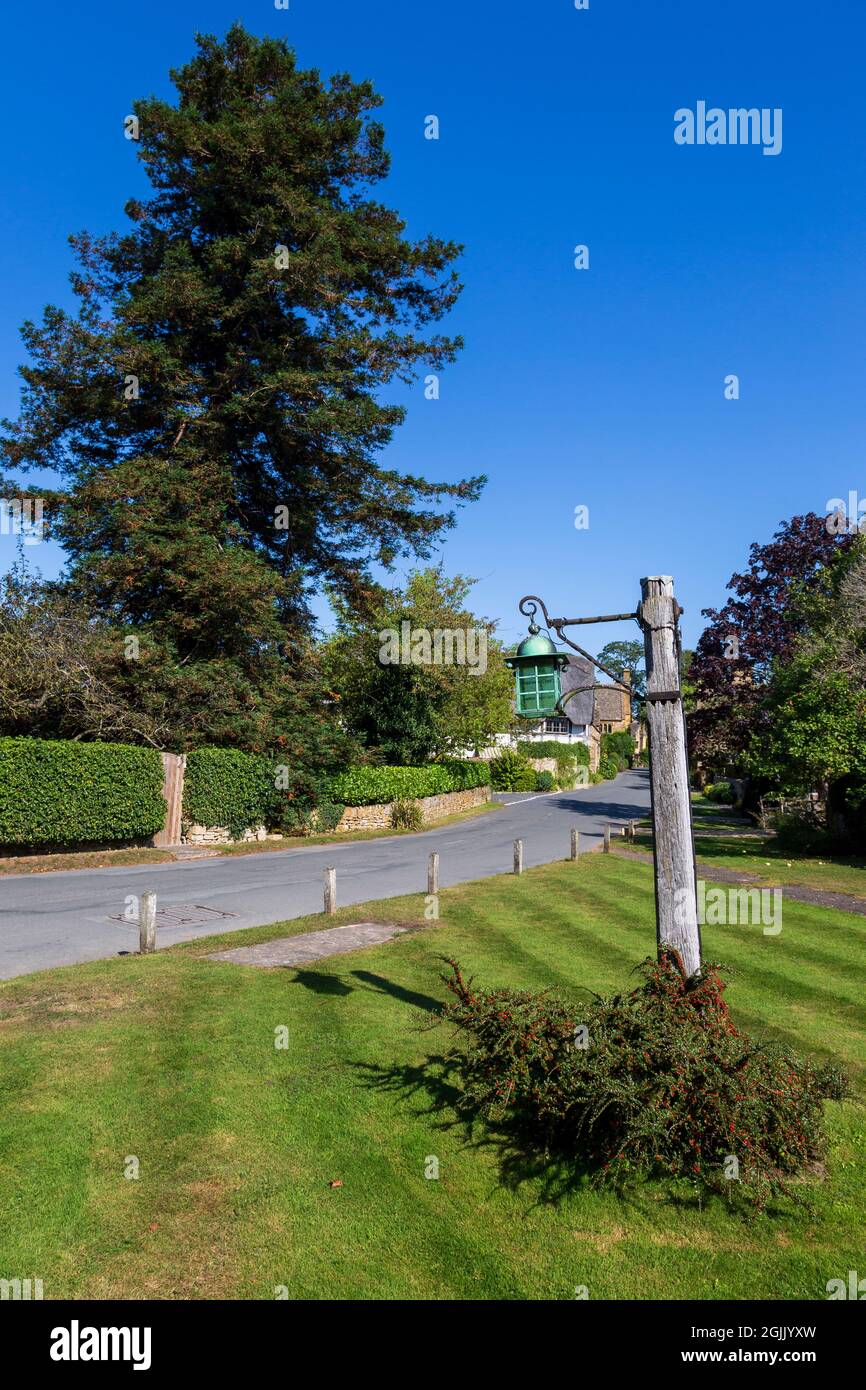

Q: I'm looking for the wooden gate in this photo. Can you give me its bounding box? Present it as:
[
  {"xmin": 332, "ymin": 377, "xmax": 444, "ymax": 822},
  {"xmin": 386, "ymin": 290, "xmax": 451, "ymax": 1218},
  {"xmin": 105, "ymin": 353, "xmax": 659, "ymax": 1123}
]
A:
[{"xmin": 151, "ymin": 752, "xmax": 186, "ymax": 847}]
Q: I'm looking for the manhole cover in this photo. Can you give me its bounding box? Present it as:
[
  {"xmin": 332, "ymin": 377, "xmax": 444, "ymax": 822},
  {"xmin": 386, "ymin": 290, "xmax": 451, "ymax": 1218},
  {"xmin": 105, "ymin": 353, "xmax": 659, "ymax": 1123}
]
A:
[{"xmin": 109, "ymin": 903, "xmax": 239, "ymax": 930}]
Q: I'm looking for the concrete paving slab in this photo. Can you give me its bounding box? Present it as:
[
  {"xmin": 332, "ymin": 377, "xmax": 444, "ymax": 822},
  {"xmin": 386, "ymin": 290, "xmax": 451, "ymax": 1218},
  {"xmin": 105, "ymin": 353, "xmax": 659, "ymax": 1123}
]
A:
[{"xmin": 208, "ymin": 920, "xmax": 414, "ymax": 968}]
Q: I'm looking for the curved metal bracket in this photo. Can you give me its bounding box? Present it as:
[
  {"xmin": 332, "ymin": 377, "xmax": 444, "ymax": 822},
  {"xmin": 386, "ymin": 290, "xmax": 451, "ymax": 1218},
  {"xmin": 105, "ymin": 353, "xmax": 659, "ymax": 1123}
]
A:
[{"xmin": 517, "ymin": 593, "xmax": 638, "ymax": 697}]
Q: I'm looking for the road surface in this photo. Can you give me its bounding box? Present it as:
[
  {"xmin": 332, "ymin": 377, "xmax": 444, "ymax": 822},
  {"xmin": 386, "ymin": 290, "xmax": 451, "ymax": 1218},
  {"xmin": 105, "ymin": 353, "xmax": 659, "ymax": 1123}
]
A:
[{"xmin": 0, "ymin": 769, "xmax": 651, "ymax": 979}]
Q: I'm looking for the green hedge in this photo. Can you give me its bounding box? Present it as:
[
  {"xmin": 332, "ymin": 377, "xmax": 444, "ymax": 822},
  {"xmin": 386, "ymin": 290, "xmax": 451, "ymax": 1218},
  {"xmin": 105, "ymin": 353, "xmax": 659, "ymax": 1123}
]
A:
[
  {"xmin": 0, "ymin": 736, "xmax": 165, "ymax": 848},
  {"xmin": 520, "ymin": 739, "xmax": 590, "ymax": 766},
  {"xmin": 600, "ymin": 730, "xmax": 634, "ymax": 771},
  {"xmin": 183, "ymin": 747, "xmax": 279, "ymax": 838},
  {"xmin": 329, "ymin": 760, "xmax": 489, "ymax": 807},
  {"xmin": 518, "ymin": 739, "xmax": 590, "ymax": 787}
]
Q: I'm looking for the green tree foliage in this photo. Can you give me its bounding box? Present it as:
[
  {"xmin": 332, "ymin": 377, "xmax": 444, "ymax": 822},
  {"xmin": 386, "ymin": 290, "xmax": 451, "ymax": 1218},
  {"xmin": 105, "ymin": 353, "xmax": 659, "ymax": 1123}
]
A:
[
  {"xmin": 600, "ymin": 729, "xmax": 634, "ymax": 771},
  {"xmin": 748, "ymin": 660, "xmax": 866, "ymax": 792},
  {"xmin": 1, "ymin": 26, "xmax": 482, "ymax": 750},
  {"xmin": 322, "ymin": 567, "xmax": 514, "ymax": 763},
  {"xmin": 0, "ymin": 555, "xmax": 354, "ymax": 760},
  {"xmin": 745, "ymin": 538, "xmax": 866, "ymax": 839},
  {"xmin": 0, "ymin": 556, "xmax": 164, "ymax": 747},
  {"xmin": 689, "ymin": 514, "xmax": 851, "ymax": 768},
  {"xmin": 596, "ymin": 639, "xmax": 645, "ymax": 709},
  {"xmin": 679, "ymin": 647, "xmax": 696, "ymax": 712}
]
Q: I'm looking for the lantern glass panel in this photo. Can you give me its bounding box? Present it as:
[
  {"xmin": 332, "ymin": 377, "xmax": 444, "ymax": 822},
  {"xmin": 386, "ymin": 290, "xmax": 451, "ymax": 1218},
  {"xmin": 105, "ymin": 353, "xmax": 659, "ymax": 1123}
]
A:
[{"xmin": 516, "ymin": 662, "xmax": 560, "ymax": 716}]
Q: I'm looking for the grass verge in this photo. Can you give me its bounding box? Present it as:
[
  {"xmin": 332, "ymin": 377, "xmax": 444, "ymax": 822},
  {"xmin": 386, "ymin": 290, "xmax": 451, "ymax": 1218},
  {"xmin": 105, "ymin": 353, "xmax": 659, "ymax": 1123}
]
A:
[
  {"xmin": 1, "ymin": 852, "xmax": 863, "ymax": 1299},
  {"xmin": 633, "ymin": 831, "xmax": 866, "ymax": 902}
]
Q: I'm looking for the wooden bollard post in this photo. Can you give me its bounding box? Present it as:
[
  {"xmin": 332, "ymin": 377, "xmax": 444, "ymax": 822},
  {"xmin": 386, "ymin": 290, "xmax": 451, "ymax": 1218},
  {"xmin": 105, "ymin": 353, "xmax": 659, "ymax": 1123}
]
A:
[
  {"xmin": 427, "ymin": 852, "xmax": 439, "ymax": 896},
  {"xmin": 139, "ymin": 891, "xmax": 157, "ymax": 955},
  {"xmin": 513, "ymin": 839, "xmax": 523, "ymax": 875},
  {"xmin": 570, "ymin": 828, "xmax": 579, "ymax": 861},
  {"xmin": 603, "ymin": 823, "xmax": 611, "ymax": 853},
  {"xmin": 324, "ymin": 867, "xmax": 337, "ymax": 915}
]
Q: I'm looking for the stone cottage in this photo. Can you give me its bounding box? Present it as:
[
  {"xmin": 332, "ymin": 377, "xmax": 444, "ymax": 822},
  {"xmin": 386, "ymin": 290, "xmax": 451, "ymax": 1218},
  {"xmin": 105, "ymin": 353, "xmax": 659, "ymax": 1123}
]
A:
[
  {"xmin": 517, "ymin": 654, "xmax": 631, "ymax": 770},
  {"xmin": 479, "ymin": 654, "xmax": 634, "ymax": 773}
]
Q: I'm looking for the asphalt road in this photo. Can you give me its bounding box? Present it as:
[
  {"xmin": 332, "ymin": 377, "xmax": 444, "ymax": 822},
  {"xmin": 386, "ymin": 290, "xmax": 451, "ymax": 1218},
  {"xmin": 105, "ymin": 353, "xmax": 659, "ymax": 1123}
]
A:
[{"xmin": 0, "ymin": 769, "xmax": 651, "ymax": 979}]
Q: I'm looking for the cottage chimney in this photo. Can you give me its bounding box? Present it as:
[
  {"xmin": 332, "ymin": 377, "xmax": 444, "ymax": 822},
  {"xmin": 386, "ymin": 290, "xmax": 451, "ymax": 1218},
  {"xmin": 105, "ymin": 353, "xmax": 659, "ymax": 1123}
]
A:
[{"xmin": 621, "ymin": 668, "xmax": 632, "ymax": 720}]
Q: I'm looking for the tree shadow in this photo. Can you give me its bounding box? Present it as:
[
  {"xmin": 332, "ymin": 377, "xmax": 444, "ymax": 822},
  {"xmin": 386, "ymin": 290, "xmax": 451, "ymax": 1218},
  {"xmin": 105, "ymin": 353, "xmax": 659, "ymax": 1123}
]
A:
[
  {"xmin": 350, "ymin": 970, "xmax": 442, "ymax": 1015},
  {"xmin": 287, "ymin": 967, "xmax": 442, "ymax": 1014},
  {"xmin": 554, "ymin": 797, "xmax": 652, "ymax": 823},
  {"xmin": 355, "ymin": 1047, "xmax": 606, "ymax": 1211},
  {"xmin": 287, "ymin": 969, "xmax": 354, "ymax": 996}
]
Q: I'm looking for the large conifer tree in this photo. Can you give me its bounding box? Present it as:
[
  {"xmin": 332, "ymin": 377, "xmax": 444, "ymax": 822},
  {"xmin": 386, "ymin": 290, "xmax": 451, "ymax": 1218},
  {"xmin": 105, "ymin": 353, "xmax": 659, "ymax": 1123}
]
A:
[{"xmin": 1, "ymin": 25, "xmax": 482, "ymax": 747}]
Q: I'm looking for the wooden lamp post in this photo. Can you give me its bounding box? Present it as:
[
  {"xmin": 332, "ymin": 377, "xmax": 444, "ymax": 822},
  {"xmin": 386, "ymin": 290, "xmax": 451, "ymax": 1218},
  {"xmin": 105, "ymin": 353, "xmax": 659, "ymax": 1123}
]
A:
[{"xmin": 509, "ymin": 578, "xmax": 701, "ymax": 977}]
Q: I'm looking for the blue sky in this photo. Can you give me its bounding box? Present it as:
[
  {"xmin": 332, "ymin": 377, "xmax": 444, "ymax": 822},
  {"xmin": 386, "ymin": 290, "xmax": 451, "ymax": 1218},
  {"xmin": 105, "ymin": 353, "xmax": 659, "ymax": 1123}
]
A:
[{"xmin": 1, "ymin": 0, "xmax": 864, "ymax": 653}]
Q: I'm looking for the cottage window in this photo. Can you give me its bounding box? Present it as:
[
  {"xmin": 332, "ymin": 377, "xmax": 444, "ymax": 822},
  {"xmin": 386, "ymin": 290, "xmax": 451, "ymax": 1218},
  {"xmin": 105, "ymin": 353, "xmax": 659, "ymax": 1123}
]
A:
[{"xmin": 541, "ymin": 717, "xmax": 570, "ymax": 734}]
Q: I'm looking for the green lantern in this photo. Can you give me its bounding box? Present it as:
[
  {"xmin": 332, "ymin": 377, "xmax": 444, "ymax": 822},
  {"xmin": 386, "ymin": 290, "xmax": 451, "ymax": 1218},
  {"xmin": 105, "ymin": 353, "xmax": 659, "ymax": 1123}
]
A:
[{"xmin": 505, "ymin": 625, "xmax": 568, "ymax": 718}]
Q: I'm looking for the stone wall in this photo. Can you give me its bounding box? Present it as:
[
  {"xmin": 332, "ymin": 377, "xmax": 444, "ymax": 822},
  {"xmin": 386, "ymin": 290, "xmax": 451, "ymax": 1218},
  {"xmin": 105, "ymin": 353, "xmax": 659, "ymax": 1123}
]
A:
[
  {"xmin": 335, "ymin": 783, "xmax": 490, "ymax": 832},
  {"xmin": 183, "ymin": 784, "xmax": 491, "ymax": 842},
  {"xmin": 184, "ymin": 823, "xmax": 268, "ymax": 846}
]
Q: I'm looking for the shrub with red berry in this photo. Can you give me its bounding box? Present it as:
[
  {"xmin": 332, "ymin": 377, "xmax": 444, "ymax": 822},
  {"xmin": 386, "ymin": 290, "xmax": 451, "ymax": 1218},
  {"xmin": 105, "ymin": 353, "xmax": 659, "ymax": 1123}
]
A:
[{"xmin": 440, "ymin": 951, "xmax": 848, "ymax": 1210}]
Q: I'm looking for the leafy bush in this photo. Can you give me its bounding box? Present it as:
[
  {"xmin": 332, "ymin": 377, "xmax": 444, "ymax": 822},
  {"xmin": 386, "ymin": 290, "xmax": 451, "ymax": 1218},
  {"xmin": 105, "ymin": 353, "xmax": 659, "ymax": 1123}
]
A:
[
  {"xmin": 278, "ymin": 803, "xmax": 311, "ymax": 836},
  {"xmin": 329, "ymin": 759, "xmax": 489, "ymax": 807},
  {"xmin": 184, "ymin": 747, "xmax": 280, "ymax": 838},
  {"xmin": 705, "ymin": 781, "xmax": 734, "ymax": 804},
  {"xmin": 440, "ymin": 953, "xmax": 848, "ymax": 1211},
  {"xmin": 489, "ymin": 749, "xmax": 536, "ymax": 792},
  {"xmin": 534, "ymin": 771, "xmax": 555, "ymax": 792},
  {"xmin": 315, "ymin": 801, "xmax": 346, "ymax": 832},
  {"xmin": 0, "ymin": 736, "xmax": 165, "ymax": 848},
  {"xmin": 390, "ymin": 799, "xmax": 424, "ymax": 830},
  {"xmin": 597, "ymin": 755, "xmax": 620, "ymax": 780},
  {"xmin": 772, "ymin": 812, "xmax": 834, "ymax": 854},
  {"xmin": 278, "ymin": 796, "xmax": 346, "ymax": 837},
  {"xmin": 600, "ymin": 730, "xmax": 635, "ymax": 771},
  {"xmin": 280, "ymin": 768, "xmax": 348, "ymax": 836}
]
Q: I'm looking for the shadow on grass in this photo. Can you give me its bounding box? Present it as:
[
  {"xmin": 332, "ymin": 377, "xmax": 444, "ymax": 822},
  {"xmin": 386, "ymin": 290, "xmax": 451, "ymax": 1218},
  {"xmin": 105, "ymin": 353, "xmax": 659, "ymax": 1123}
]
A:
[
  {"xmin": 350, "ymin": 970, "xmax": 442, "ymax": 1014},
  {"xmin": 288, "ymin": 970, "xmax": 354, "ymax": 996},
  {"xmin": 355, "ymin": 1049, "xmax": 603, "ymax": 1211},
  {"xmin": 288, "ymin": 967, "xmax": 442, "ymax": 1014}
]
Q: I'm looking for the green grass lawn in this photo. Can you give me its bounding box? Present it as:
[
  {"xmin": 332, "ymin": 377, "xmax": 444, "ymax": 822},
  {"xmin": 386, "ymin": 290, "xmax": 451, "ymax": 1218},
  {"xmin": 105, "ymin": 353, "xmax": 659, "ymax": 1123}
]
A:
[
  {"xmin": 1, "ymin": 853, "xmax": 864, "ymax": 1300},
  {"xmin": 633, "ymin": 829, "xmax": 866, "ymax": 901}
]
